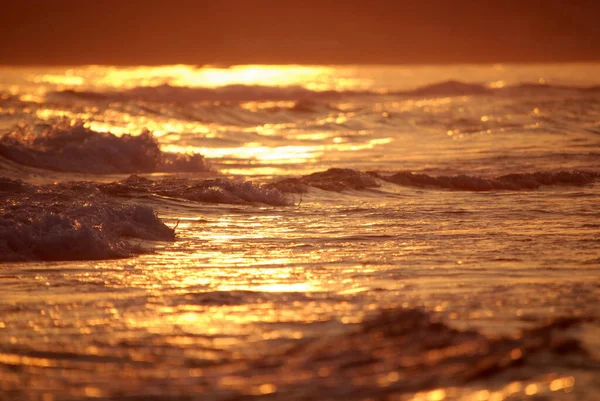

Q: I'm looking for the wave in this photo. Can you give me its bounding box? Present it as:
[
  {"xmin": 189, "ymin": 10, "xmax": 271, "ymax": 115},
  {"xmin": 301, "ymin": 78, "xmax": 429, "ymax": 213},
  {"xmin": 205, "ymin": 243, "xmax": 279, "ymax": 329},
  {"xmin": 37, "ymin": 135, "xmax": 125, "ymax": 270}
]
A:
[
  {"xmin": 404, "ymin": 80, "xmax": 493, "ymax": 96},
  {"xmin": 121, "ymin": 307, "xmax": 587, "ymax": 400},
  {"xmin": 402, "ymin": 81, "xmax": 600, "ymax": 97},
  {"xmin": 100, "ymin": 175, "xmax": 291, "ymax": 206},
  {"xmin": 262, "ymin": 308, "xmax": 588, "ymax": 398},
  {"xmin": 380, "ymin": 170, "xmax": 600, "ymax": 191},
  {"xmin": 406, "ymin": 81, "xmax": 600, "ymax": 97},
  {"xmin": 0, "ymin": 178, "xmax": 175, "ymax": 262},
  {"xmin": 0, "ymin": 173, "xmax": 289, "ymax": 262},
  {"xmin": 28, "ymin": 168, "xmax": 595, "ymax": 213},
  {"xmin": 270, "ymin": 168, "xmax": 599, "ymax": 193},
  {"xmin": 0, "ymin": 303, "xmax": 589, "ymax": 398},
  {"xmin": 268, "ymin": 168, "xmax": 380, "ymax": 193},
  {"xmin": 54, "ymin": 84, "xmax": 359, "ymax": 103},
  {"xmin": 50, "ymin": 80, "xmax": 600, "ymax": 103},
  {"xmin": 0, "ymin": 123, "xmax": 207, "ymax": 174}
]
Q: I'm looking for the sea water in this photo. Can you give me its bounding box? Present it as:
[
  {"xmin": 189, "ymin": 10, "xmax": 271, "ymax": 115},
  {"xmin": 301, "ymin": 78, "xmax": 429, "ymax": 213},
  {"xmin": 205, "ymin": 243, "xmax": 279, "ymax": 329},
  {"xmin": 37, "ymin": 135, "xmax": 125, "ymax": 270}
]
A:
[{"xmin": 1, "ymin": 64, "xmax": 599, "ymax": 400}]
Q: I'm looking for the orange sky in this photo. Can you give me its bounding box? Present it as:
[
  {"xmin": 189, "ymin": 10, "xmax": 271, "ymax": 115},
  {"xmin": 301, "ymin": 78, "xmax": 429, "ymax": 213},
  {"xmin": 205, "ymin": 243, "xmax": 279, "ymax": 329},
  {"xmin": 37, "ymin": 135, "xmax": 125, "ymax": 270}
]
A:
[{"xmin": 2, "ymin": 0, "xmax": 600, "ymax": 65}]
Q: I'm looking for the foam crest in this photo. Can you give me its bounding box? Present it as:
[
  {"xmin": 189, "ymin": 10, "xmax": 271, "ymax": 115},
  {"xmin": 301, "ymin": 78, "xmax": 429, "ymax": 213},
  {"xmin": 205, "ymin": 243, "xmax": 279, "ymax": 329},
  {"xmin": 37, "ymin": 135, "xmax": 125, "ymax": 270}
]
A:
[
  {"xmin": 0, "ymin": 123, "xmax": 207, "ymax": 174},
  {"xmin": 0, "ymin": 178, "xmax": 175, "ymax": 262},
  {"xmin": 269, "ymin": 168, "xmax": 379, "ymax": 193},
  {"xmin": 268, "ymin": 169, "xmax": 599, "ymax": 194},
  {"xmin": 100, "ymin": 175, "xmax": 291, "ymax": 206}
]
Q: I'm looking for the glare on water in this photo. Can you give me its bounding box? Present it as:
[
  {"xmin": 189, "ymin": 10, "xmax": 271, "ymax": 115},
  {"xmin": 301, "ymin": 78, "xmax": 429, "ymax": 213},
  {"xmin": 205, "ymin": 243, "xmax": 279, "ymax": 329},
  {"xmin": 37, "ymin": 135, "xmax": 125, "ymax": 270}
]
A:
[{"xmin": 1, "ymin": 63, "xmax": 600, "ymax": 400}]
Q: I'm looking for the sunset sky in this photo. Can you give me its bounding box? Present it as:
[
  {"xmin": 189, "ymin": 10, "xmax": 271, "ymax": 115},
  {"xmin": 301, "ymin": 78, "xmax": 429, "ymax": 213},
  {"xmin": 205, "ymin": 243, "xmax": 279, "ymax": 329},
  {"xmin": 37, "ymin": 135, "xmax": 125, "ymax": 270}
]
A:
[{"xmin": 3, "ymin": 0, "xmax": 600, "ymax": 65}]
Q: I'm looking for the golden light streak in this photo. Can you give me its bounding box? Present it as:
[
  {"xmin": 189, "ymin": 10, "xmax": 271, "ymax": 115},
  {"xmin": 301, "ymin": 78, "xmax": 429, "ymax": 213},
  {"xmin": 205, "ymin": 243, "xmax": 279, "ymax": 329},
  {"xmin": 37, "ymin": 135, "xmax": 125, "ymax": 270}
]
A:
[
  {"xmin": 32, "ymin": 73, "xmax": 85, "ymax": 86},
  {"xmin": 240, "ymin": 101, "xmax": 296, "ymax": 111},
  {"xmin": 549, "ymin": 377, "xmax": 575, "ymax": 391},
  {"xmin": 162, "ymin": 137, "xmax": 392, "ymax": 165},
  {"xmin": 11, "ymin": 65, "xmax": 379, "ymax": 94},
  {"xmin": 95, "ymin": 65, "xmax": 342, "ymax": 91},
  {"xmin": 217, "ymin": 282, "xmax": 318, "ymax": 293},
  {"xmin": 0, "ymin": 352, "xmax": 57, "ymax": 367}
]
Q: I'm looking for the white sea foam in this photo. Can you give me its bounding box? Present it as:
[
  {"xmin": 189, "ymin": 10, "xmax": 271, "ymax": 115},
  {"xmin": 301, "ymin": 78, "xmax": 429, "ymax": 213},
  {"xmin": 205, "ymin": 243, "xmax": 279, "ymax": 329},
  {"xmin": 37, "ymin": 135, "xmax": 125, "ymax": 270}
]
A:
[
  {"xmin": 0, "ymin": 178, "xmax": 174, "ymax": 261},
  {"xmin": 100, "ymin": 175, "xmax": 291, "ymax": 206},
  {"xmin": 0, "ymin": 123, "xmax": 207, "ymax": 174},
  {"xmin": 0, "ymin": 173, "xmax": 288, "ymax": 261}
]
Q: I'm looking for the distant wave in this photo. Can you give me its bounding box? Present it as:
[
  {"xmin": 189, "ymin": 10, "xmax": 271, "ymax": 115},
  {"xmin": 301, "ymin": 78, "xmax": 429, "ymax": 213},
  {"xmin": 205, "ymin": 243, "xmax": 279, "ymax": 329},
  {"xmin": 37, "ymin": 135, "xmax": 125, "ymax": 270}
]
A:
[
  {"xmin": 0, "ymin": 178, "xmax": 175, "ymax": 262},
  {"xmin": 51, "ymin": 80, "xmax": 600, "ymax": 103},
  {"xmin": 0, "ymin": 123, "xmax": 207, "ymax": 174},
  {"xmin": 409, "ymin": 80, "xmax": 600, "ymax": 97},
  {"xmin": 268, "ymin": 168, "xmax": 379, "ymax": 193},
  {"xmin": 402, "ymin": 80, "xmax": 600, "ymax": 97},
  {"xmin": 380, "ymin": 170, "xmax": 600, "ymax": 191},
  {"xmin": 54, "ymin": 84, "xmax": 360, "ymax": 103},
  {"xmin": 404, "ymin": 80, "xmax": 493, "ymax": 96},
  {"xmin": 270, "ymin": 168, "xmax": 599, "ymax": 193}
]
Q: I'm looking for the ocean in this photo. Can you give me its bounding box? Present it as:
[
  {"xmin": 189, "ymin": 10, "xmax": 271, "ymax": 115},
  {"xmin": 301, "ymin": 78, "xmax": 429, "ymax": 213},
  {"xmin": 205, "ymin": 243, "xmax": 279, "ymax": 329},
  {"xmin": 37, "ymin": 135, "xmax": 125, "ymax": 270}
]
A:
[{"xmin": 1, "ymin": 64, "xmax": 599, "ymax": 400}]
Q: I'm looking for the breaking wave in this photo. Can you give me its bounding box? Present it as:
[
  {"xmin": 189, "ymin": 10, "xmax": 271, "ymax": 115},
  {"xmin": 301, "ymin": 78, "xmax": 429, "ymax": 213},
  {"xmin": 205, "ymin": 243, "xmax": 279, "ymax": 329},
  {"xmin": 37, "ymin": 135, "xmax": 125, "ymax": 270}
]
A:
[
  {"xmin": 0, "ymin": 178, "xmax": 175, "ymax": 262},
  {"xmin": 269, "ymin": 168, "xmax": 380, "ymax": 193},
  {"xmin": 100, "ymin": 175, "xmax": 291, "ymax": 206},
  {"xmin": 0, "ymin": 173, "xmax": 289, "ymax": 262},
  {"xmin": 0, "ymin": 123, "xmax": 207, "ymax": 174},
  {"xmin": 271, "ymin": 168, "xmax": 599, "ymax": 193}
]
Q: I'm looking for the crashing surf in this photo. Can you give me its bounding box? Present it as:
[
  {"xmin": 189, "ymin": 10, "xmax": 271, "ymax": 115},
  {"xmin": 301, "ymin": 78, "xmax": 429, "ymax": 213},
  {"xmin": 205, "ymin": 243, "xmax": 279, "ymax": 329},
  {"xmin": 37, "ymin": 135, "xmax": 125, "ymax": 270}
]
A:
[
  {"xmin": 0, "ymin": 123, "xmax": 208, "ymax": 174},
  {"xmin": 0, "ymin": 178, "xmax": 175, "ymax": 261}
]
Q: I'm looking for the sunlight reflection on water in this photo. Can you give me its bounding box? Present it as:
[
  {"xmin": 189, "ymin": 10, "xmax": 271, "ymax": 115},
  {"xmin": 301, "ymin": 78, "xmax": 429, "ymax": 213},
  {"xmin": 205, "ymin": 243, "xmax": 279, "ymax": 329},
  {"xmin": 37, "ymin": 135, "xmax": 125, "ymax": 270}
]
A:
[{"xmin": 1, "ymin": 64, "xmax": 600, "ymax": 400}]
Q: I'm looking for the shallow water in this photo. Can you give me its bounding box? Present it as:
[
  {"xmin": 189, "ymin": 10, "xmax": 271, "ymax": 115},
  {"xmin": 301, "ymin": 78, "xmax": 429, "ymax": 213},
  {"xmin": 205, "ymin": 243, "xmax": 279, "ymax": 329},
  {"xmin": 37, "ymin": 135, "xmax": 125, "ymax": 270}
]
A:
[{"xmin": 1, "ymin": 64, "xmax": 600, "ymax": 400}]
